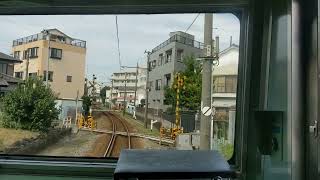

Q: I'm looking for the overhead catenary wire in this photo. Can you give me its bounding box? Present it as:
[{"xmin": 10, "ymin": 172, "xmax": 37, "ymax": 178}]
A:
[
  {"xmin": 184, "ymin": 13, "xmax": 201, "ymax": 33},
  {"xmin": 115, "ymin": 15, "xmax": 122, "ymax": 70}
]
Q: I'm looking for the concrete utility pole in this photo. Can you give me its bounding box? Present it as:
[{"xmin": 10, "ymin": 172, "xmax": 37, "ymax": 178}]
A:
[
  {"xmin": 200, "ymin": 13, "xmax": 213, "ymax": 150},
  {"xmin": 134, "ymin": 62, "xmax": 138, "ymax": 107},
  {"xmin": 110, "ymin": 79, "xmax": 113, "ymax": 109},
  {"xmin": 43, "ymin": 30, "xmax": 51, "ymax": 87},
  {"xmin": 25, "ymin": 49, "xmax": 30, "ymax": 80},
  {"xmin": 123, "ymin": 72, "xmax": 127, "ymax": 116},
  {"xmin": 144, "ymin": 50, "xmax": 151, "ymax": 128}
]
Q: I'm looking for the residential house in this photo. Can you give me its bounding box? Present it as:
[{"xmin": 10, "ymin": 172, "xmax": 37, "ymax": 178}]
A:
[
  {"xmin": 12, "ymin": 28, "xmax": 86, "ymax": 99},
  {"xmin": 0, "ymin": 52, "xmax": 22, "ymax": 95}
]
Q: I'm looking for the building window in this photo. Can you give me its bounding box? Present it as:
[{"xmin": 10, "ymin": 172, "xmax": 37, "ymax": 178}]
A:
[
  {"xmin": 23, "ymin": 50, "xmax": 28, "ymax": 59},
  {"xmin": 165, "ymin": 49, "xmax": 172, "ymax": 63},
  {"xmin": 148, "ymin": 81, "xmax": 153, "ymax": 91},
  {"xmin": 66, "ymin": 75, "xmax": 72, "ymax": 82},
  {"xmin": 213, "ymin": 76, "xmax": 225, "ymax": 93},
  {"xmin": 0, "ymin": 63, "xmax": 8, "ymax": 74},
  {"xmin": 152, "ymin": 60, "xmax": 156, "ymax": 68},
  {"xmin": 29, "ymin": 47, "xmax": 39, "ymax": 58},
  {"xmin": 14, "ymin": 51, "xmax": 20, "ymax": 59},
  {"xmin": 158, "ymin": 54, "xmax": 163, "ymax": 66},
  {"xmin": 213, "ymin": 76, "xmax": 237, "ymax": 93},
  {"xmin": 225, "ymin": 76, "xmax": 237, "ymax": 93},
  {"xmin": 43, "ymin": 71, "xmax": 53, "ymax": 82},
  {"xmin": 50, "ymin": 48, "xmax": 62, "ymax": 59},
  {"xmin": 23, "ymin": 47, "xmax": 39, "ymax": 59},
  {"xmin": 28, "ymin": 72, "xmax": 37, "ymax": 78},
  {"xmin": 177, "ymin": 49, "xmax": 184, "ymax": 61},
  {"xmin": 15, "ymin": 71, "xmax": 23, "ymax": 79},
  {"xmin": 164, "ymin": 73, "xmax": 171, "ymax": 86},
  {"xmin": 155, "ymin": 79, "xmax": 162, "ymax": 90}
]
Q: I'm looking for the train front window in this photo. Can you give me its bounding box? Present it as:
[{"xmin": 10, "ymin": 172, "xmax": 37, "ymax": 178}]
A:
[{"xmin": 0, "ymin": 14, "xmax": 240, "ymax": 159}]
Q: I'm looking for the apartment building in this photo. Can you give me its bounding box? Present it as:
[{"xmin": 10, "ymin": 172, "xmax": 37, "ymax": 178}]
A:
[
  {"xmin": 12, "ymin": 29, "xmax": 86, "ymax": 99},
  {"xmin": 148, "ymin": 31, "xmax": 204, "ymax": 111},
  {"xmin": 111, "ymin": 68, "xmax": 146, "ymax": 108},
  {"xmin": 0, "ymin": 52, "xmax": 22, "ymax": 95}
]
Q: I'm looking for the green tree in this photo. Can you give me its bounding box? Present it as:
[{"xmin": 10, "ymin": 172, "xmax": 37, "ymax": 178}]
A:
[
  {"xmin": 100, "ymin": 86, "xmax": 110, "ymax": 106},
  {"xmin": 82, "ymin": 95, "xmax": 92, "ymax": 116},
  {"xmin": 164, "ymin": 56, "xmax": 202, "ymax": 111},
  {"xmin": 0, "ymin": 78, "xmax": 60, "ymax": 132}
]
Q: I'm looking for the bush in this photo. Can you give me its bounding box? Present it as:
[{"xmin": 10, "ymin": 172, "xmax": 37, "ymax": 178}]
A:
[{"xmin": 0, "ymin": 78, "xmax": 60, "ymax": 132}]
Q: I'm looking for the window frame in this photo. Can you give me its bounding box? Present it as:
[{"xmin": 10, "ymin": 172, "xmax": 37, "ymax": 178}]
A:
[
  {"xmin": 155, "ymin": 79, "xmax": 162, "ymax": 90},
  {"xmin": 43, "ymin": 71, "xmax": 54, "ymax": 82},
  {"xmin": 66, "ymin": 75, "xmax": 72, "ymax": 82},
  {"xmin": 14, "ymin": 71, "xmax": 24, "ymax": 79},
  {"xmin": 50, "ymin": 48, "xmax": 63, "ymax": 59},
  {"xmin": 0, "ymin": 1, "xmax": 249, "ymax": 177},
  {"xmin": 0, "ymin": 63, "xmax": 8, "ymax": 74}
]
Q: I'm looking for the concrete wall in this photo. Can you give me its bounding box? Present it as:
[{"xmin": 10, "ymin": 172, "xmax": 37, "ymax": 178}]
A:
[{"xmin": 55, "ymin": 99, "xmax": 83, "ymax": 124}]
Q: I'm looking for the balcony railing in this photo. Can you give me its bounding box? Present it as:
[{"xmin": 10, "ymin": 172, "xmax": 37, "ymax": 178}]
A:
[
  {"xmin": 151, "ymin": 34, "xmax": 204, "ymax": 53},
  {"xmin": 12, "ymin": 33, "xmax": 86, "ymax": 48}
]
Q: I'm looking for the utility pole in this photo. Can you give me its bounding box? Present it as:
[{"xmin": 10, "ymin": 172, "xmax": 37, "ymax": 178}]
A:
[
  {"xmin": 144, "ymin": 50, "xmax": 151, "ymax": 128},
  {"xmin": 25, "ymin": 49, "xmax": 30, "ymax": 80},
  {"xmin": 123, "ymin": 72, "xmax": 127, "ymax": 116},
  {"xmin": 134, "ymin": 62, "xmax": 138, "ymax": 107},
  {"xmin": 110, "ymin": 79, "xmax": 113, "ymax": 109},
  {"xmin": 200, "ymin": 13, "xmax": 213, "ymax": 150},
  {"xmin": 43, "ymin": 30, "xmax": 51, "ymax": 87}
]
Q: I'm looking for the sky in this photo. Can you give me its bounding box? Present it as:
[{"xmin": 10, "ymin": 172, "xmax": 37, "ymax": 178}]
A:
[{"xmin": 0, "ymin": 14, "xmax": 240, "ymax": 85}]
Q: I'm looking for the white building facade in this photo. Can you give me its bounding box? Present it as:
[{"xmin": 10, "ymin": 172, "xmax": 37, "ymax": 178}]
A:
[
  {"xmin": 212, "ymin": 44, "xmax": 239, "ymax": 144},
  {"xmin": 110, "ymin": 68, "xmax": 146, "ymax": 108}
]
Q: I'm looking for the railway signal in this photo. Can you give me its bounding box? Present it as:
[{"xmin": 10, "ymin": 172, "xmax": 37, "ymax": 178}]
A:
[{"xmin": 171, "ymin": 72, "xmax": 186, "ymax": 140}]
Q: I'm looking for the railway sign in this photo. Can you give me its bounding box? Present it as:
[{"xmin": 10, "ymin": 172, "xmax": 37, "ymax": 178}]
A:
[{"xmin": 202, "ymin": 106, "xmax": 212, "ymax": 116}]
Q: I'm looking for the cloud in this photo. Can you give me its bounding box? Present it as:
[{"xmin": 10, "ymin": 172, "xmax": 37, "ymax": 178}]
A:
[{"xmin": 0, "ymin": 13, "xmax": 240, "ymax": 85}]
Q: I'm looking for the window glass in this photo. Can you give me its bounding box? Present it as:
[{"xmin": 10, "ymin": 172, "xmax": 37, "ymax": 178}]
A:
[
  {"xmin": 43, "ymin": 71, "xmax": 54, "ymax": 81},
  {"xmin": 50, "ymin": 48, "xmax": 62, "ymax": 59},
  {"xmin": 0, "ymin": 14, "xmax": 239, "ymax": 160},
  {"xmin": 15, "ymin": 71, "xmax": 23, "ymax": 79},
  {"xmin": 14, "ymin": 51, "xmax": 20, "ymax": 59},
  {"xmin": 0, "ymin": 63, "xmax": 7, "ymax": 74}
]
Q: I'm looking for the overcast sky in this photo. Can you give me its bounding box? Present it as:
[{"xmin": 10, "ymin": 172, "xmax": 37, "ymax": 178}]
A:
[{"xmin": 0, "ymin": 14, "xmax": 240, "ymax": 85}]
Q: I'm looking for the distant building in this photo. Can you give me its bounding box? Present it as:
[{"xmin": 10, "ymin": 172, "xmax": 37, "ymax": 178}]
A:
[
  {"xmin": 12, "ymin": 28, "xmax": 86, "ymax": 99},
  {"xmin": 111, "ymin": 68, "xmax": 147, "ymax": 108},
  {"xmin": 0, "ymin": 52, "xmax": 22, "ymax": 95},
  {"xmin": 212, "ymin": 44, "xmax": 239, "ymax": 109},
  {"xmin": 212, "ymin": 44, "xmax": 239, "ymax": 143},
  {"xmin": 148, "ymin": 31, "xmax": 204, "ymax": 111}
]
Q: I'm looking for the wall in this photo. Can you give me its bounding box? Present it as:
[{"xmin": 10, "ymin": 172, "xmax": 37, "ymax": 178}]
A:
[{"xmin": 42, "ymin": 41, "xmax": 86, "ymax": 99}]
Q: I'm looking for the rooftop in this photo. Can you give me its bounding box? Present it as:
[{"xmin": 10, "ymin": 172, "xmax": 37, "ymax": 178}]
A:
[
  {"xmin": 12, "ymin": 29, "xmax": 86, "ymax": 48},
  {"xmin": 0, "ymin": 52, "xmax": 21, "ymax": 63},
  {"xmin": 151, "ymin": 33, "xmax": 204, "ymax": 54}
]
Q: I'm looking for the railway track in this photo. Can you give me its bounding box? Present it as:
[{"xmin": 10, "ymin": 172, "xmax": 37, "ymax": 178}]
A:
[{"xmin": 103, "ymin": 111, "xmax": 131, "ymax": 157}]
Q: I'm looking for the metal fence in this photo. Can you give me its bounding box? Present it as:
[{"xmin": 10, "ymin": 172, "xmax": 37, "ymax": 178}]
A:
[{"xmin": 152, "ymin": 34, "xmax": 204, "ymax": 53}]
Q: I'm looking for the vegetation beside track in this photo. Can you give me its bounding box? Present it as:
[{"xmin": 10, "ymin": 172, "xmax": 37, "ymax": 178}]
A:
[{"xmin": 115, "ymin": 112, "xmax": 160, "ymax": 137}]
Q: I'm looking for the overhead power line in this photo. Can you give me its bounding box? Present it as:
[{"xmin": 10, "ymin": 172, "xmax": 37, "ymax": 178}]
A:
[
  {"xmin": 115, "ymin": 16, "xmax": 122, "ymax": 70},
  {"xmin": 185, "ymin": 13, "xmax": 200, "ymax": 33}
]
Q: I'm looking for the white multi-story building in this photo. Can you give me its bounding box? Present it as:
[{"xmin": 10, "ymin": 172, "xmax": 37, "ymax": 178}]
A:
[{"xmin": 110, "ymin": 67, "xmax": 146, "ymax": 108}]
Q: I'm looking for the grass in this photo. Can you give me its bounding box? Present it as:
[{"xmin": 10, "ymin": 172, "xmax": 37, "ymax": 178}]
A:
[
  {"xmin": 0, "ymin": 127, "xmax": 39, "ymax": 151},
  {"xmin": 115, "ymin": 112, "xmax": 160, "ymax": 137},
  {"xmin": 218, "ymin": 143, "xmax": 234, "ymax": 160}
]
